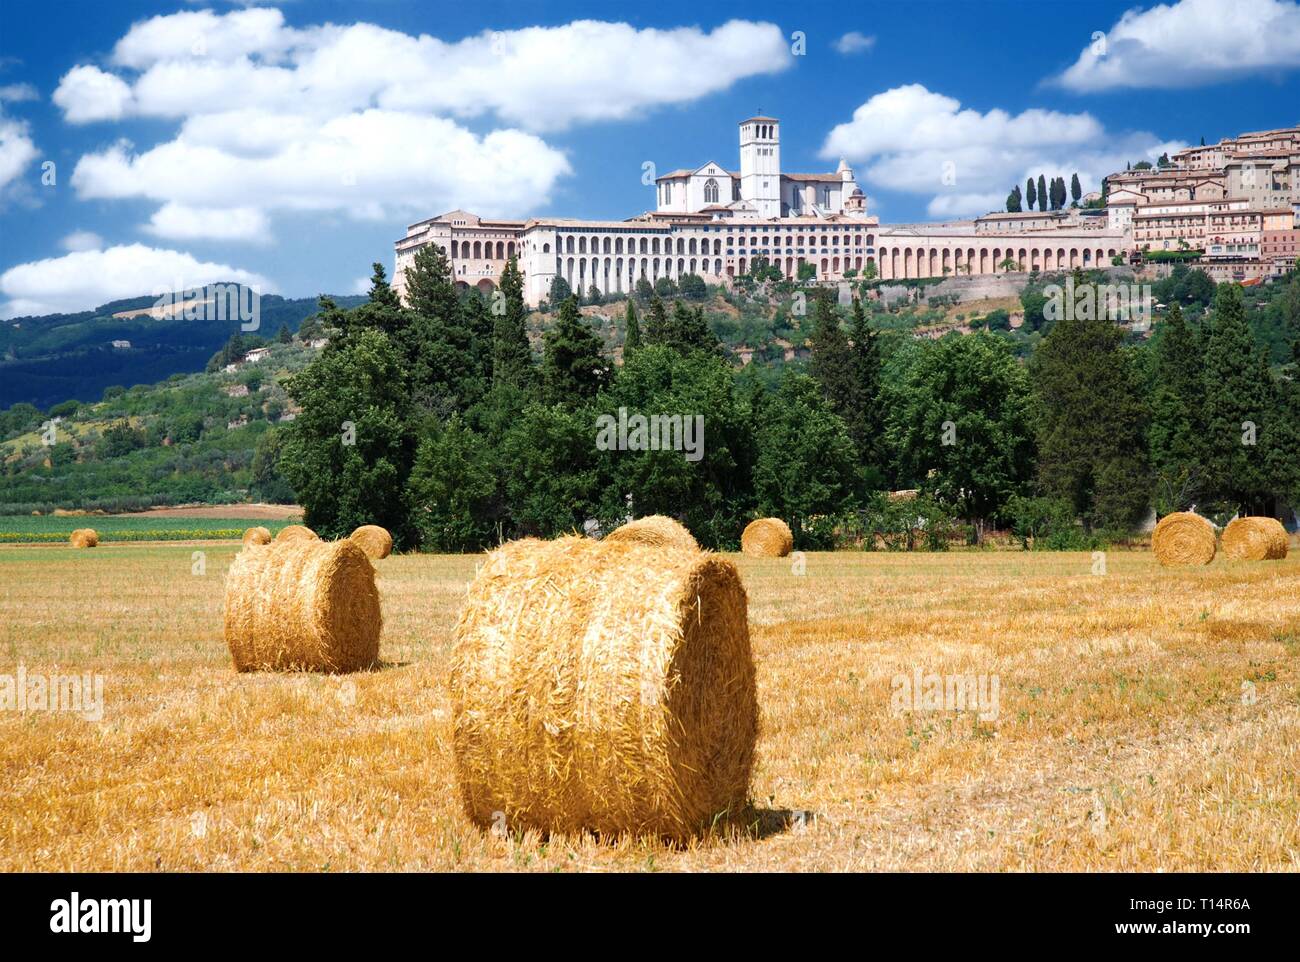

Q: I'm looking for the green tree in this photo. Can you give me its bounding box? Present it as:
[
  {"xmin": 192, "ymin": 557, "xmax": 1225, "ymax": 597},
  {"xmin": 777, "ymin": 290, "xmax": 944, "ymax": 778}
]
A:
[
  {"xmin": 1031, "ymin": 296, "xmax": 1150, "ymax": 530},
  {"xmin": 1148, "ymin": 303, "xmax": 1205, "ymax": 512},
  {"xmin": 1200, "ymin": 283, "xmax": 1278, "ymax": 514},
  {"xmin": 1070, "ymin": 173, "xmax": 1082, "ymax": 205},
  {"xmin": 251, "ymin": 427, "xmax": 294, "ymax": 502},
  {"xmin": 845, "ymin": 297, "xmax": 885, "ymax": 473},
  {"xmin": 402, "ymin": 244, "xmax": 485, "ymax": 415},
  {"xmin": 1026, "ymin": 177, "xmax": 1036, "ymax": 212},
  {"xmin": 809, "ymin": 292, "xmax": 855, "ymax": 416},
  {"xmin": 277, "ymin": 323, "xmax": 292, "ymax": 344},
  {"xmin": 281, "ymin": 327, "xmax": 414, "ymax": 545},
  {"xmin": 623, "ymin": 299, "xmax": 642, "ymax": 357},
  {"xmin": 597, "ymin": 345, "xmax": 755, "ymax": 547},
  {"xmin": 753, "ymin": 372, "xmax": 858, "ymax": 540},
  {"xmin": 548, "ymin": 274, "xmax": 572, "ymax": 305},
  {"xmin": 886, "ymin": 333, "xmax": 1035, "ymax": 531},
  {"xmin": 493, "ymin": 256, "xmax": 535, "ymax": 392},
  {"xmin": 406, "ymin": 416, "xmax": 500, "ymax": 551},
  {"xmin": 1037, "ymin": 174, "xmax": 1048, "ymax": 213},
  {"xmin": 1006, "ymin": 184, "xmax": 1022, "ymax": 213},
  {"xmin": 542, "ymin": 297, "xmax": 608, "ymax": 405}
]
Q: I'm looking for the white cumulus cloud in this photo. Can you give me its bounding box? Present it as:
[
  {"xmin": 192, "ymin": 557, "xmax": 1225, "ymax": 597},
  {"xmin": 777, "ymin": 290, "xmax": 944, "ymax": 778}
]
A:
[
  {"xmin": 0, "ymin": 244, "xmax": 274, "ymax": 318},
  {"xmin": 834, "ymin": 32, "xmax": 876, "ymax": 55},
  {"xmin": 52, "ymin": 65, "xmax": 133, "ymax": 123},
  {"xmin": 822, "ymin": 84, "xmax": 1182, "ymax": 219},
  {"xmin": 48, "ymin": 9, "xmax": 790, "ymax": 242},
  {"xmin": 145, "ymin": 202, "xmax": 271, "ymax": 243},
  {"xmin": 60, "ymin": 230, "xmax": 104, "ymax": 252},
  {"xmin": 0, "ymin": 112, "xmax": 38, "ymax": 191},
  {"xmin": 1054, "ymin": 0, "xmax": 1300, "ymax": 91}
]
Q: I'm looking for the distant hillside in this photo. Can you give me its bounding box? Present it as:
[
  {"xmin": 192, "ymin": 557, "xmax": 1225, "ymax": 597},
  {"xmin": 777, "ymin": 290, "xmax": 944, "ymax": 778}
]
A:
[
  {"xmin": 0, "ymin": 287, "xmax": 366, "ymax": 409},
  {"xmin": 0, "ymin": 338, "xmax": 320, "ymax": 513}
]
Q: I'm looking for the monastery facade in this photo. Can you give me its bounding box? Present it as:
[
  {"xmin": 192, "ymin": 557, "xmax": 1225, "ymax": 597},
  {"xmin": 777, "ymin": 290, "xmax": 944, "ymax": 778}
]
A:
[{"xmin": 394, "ymin": 117, "xmax": 1300, "ymax": 306}]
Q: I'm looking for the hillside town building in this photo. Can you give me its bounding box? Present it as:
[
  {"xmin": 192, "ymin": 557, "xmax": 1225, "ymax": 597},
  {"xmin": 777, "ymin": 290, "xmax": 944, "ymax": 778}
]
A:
[{"xmin": 394, "ymin": 119, "xmax": 1299, "ymax": 306}]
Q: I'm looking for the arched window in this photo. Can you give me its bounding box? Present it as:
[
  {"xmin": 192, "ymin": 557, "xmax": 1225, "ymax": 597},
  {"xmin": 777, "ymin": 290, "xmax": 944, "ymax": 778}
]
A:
[{"xmin": 704, "ymin": 178, "xmax": 719, "ymax": 204}]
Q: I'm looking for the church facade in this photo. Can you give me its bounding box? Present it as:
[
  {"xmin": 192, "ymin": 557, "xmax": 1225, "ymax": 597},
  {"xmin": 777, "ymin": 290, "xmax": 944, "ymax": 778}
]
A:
[{"xmin": 393, "ymin": 116, "xmax": 1130, "ymax": 307}]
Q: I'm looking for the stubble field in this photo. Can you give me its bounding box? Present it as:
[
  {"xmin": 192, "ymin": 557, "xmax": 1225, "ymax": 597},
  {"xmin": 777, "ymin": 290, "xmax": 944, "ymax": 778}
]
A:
[{"xmin": 1, "ymin": 542, "xmax": 1297, "ymax": 871}]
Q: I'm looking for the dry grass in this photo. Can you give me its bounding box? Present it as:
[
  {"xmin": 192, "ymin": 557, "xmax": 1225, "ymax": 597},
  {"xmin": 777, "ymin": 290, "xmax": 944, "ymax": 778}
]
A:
[{"xmin": 0, "ymin": 544, "xmax": 1297, "ymax": 872}]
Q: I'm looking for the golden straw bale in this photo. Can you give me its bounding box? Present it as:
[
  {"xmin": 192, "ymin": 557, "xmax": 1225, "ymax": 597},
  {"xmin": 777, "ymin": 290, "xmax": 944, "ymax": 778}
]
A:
[
  {"xmin": 242, "ymin": 526, "xmax": 272, "ymax": 547},
  {"xmin": 603, "ymin": 515, "xmax": 699, "ymax": 552},
  {"xmin": 275, "ymin": 524, "xmax": 318, "ymax": 543},
  {"xmin": 1152, "ymin": 511, "xmax": 1216, "ymax": 566},
  {"xmin": 1221, "ymin": 516, "xmax": 1288, "ymax": 561},
  {"xmin": 740, "ymin": 517, "xmax": 793, "ymax": 558},
  {"xmin": 451, "ymin": 535, "xmax": 759, "ymax": 841},
  {"xmin": 224, "ymin": 538, "xmax": 381, "ymax": 672},
  {"xmin": 69, "ymin": 528, "xmax": 98, "ymax": 548},
  {"xmin": 349, "ymin": 524, "xmax": 393, "ymax": 560}
]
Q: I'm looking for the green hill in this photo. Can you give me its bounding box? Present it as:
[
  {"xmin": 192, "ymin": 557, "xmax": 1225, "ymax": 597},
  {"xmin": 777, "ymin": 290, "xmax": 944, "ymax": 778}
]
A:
[{"xmin": 0, "ymin": 287, "xmax": 366, "ymax": 410}]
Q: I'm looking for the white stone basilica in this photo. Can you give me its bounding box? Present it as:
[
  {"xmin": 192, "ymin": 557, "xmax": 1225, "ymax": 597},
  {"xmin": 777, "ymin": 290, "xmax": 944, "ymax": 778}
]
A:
[{"xmin": 394, "ymin": 116, "xmax": 1128, "ymax": 308}]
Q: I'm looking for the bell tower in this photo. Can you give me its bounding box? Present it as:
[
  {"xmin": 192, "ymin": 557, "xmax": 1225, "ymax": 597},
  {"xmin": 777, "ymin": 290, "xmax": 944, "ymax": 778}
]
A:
[{"xmin": 739, "ymin": 117, "xmax": 781, "ymax": 219}]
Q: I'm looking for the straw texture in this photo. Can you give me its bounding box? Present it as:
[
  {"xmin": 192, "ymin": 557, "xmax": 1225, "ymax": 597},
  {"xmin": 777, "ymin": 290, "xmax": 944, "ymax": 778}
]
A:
[
  {"xmin": 741, "ymin": 517, "xmax": 793, "ymax": 558},
  {"xmin": 275, "ymin": 524, "xmax": 319, "ymax": 543},
  {"xmin": 349, "ymin": 524, "xmax": 393, "ymax": 560},
  {"xmin": 224, "ymin": 538, "xmax": 381, "ymax": 672},
  {"xmin": 69, "ymin": 528, "xmax": 98, "ymax": 548},
  {"xmin": 1222, "ymin": 516, "xmax": 1288, "ymax": 561},
  {"xmin": 451, "ymin": 535, "xmax": 759, "ymax": 841},
  {"xmin": 604, "ymin": 515, "xmax": 699, "ymax": 552},
  {"xmin": 242, "ymin": 526, "xmax": 272, "ymax": 547},
  {"xmin": 1152, "ymin": 512, "xmax": 1216, "ymax": 566}
]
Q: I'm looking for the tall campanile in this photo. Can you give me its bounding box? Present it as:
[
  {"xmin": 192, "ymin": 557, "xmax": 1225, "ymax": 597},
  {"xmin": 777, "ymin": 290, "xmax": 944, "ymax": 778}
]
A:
[{"xmin": 739, "ymin": 117, "xmax": 781, "ymax": 219}]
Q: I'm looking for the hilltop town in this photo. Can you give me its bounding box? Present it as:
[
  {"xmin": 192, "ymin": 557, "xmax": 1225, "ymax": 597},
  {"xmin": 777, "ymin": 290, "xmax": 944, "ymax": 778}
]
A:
[{"xmin": 393, "ymin": 119, "xmax": 1300, "ymax": 306}]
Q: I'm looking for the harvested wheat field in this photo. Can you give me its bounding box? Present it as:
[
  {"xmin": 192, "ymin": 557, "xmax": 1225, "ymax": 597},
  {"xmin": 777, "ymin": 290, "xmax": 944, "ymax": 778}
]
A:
[{"xmin": 1, "ymin": 543, "xmax": 1298, "ymax": 871}]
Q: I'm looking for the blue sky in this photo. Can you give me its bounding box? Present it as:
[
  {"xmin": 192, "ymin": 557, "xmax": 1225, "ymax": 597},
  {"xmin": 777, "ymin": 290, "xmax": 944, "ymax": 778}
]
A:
[{"xmin": 2, "ymin": 0, "xmax": 1299, "ymax": 316}]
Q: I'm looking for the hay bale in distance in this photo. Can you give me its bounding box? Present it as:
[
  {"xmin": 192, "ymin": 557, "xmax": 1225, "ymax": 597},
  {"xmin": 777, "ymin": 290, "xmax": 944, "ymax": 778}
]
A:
[
  {"xmin": 451, "ymin": 535, "xmax": 758, "ymax": 841},
  {"xmin": 242, "ymin": 526, "xmax": 272, "ymax": 547},
  {"xmin": 1222, "ymin": 516, "xmax": 1288, "ymax": 561},
  {"xmin": 69, "ymin": 528, "xmax": 99, "ymax": 548},
  {"xmin": 349, "ymin": 524, "xmax": 392, "ymax": 560},
  {"xmin": 224, "ymin": 538, "xmax": 381, "ymax": 672},
  {"xmin": 275, "ymin": 524, "xmax": 318, "ymax": 543},
  {"xmin": 1152, "ymin": 512, "xmax": 1216, "ymax": 566},
  {"xmin": 603, "ymin": 515, "xmax": 699, "ymax": 552},
  {"xmin": 741, "ymin": 517, "xmax": 793, "ymax": 558}
]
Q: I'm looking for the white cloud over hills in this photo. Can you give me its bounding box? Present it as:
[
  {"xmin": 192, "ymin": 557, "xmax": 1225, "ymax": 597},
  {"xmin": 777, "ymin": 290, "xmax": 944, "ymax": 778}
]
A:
[
  {"xmin": 50, "ymin": 9, "xmax": 791, "ymax": 244},
  {"xmin": 1053, "ymin": 0, "xmax": 1300, "ymax": 92},
  {"xmin": 0, "ymin": 244, "xmax": 273, "ymax": 318},
  {"xmin": 822, "ymin": 84, "xmax": 1182, "ymax": 219}
]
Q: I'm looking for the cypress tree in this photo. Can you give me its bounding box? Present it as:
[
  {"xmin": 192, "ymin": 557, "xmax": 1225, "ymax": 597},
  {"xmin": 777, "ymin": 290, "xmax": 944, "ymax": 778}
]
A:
[
  {"xmin": 1148, "ymin": 303, "xmax": 1205, "ymax": 511},
  {"xmin": 623, "ymin": 299, "xmax": 642, "ymax": 357},
  {"xmin": 1201, "ymin": 284, "xmax": 1276, "ymax": 513},
  {"xmin": 493, "ymin": 257, "xmax": 535, "ymax": 391},
  {"xmin": 1032, "ymin": 283, "xmax": 1151, "ymax": 530},
  {"xmin": 542, "ymin": 296, "xmax": 607, "ymax": 405}
]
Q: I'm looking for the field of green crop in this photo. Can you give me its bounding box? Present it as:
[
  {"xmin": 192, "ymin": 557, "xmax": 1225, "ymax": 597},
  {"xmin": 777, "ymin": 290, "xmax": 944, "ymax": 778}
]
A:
[{"xmin": 0, "ymin": 515, "xmax": 296, "ymax": 543}]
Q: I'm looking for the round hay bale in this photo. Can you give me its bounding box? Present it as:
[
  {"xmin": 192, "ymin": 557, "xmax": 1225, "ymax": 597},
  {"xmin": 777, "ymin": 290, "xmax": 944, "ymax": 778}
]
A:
[
  {"xmin": 1152, "ymin": 511, "xmax": 1216, "ymax": 566},
  {"xmin": 740, "ymin": 517, "xmax": 793, "ymax": 558},
  {"xmin": 242, "ymin": 526, "xmax": 272, "ymax": 547},
  {"xmin": 69, "ymin": 528, "xmax": 98, "ymax": 548},
  {"xmin": 275, "ymin": 524, "xmax": 318, "ymax": 543},
  {"xmin": 224, "ymin": 538, "xmax": 381, "ymax": 672},
  {"xmin": 603, "ymin": 515, "xmax": 699, "ymax": 552},
  {"xmin": 1221, "ymin": 516, "xmax": 1288, "ymax": 561},
  {"xmin": 349, "ymin": 524, "xmax": 392, "ymax": 560},
  {"xmin": 451, "ymin": 535, "xmax": 759, "ymax": 841}
]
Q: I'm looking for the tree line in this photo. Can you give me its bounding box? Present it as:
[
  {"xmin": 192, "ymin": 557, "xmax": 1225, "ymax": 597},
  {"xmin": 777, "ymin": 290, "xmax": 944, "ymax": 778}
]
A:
[{"xmin": 277, "ymin": 248, "xmax": 1300, "ymax": 551}]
